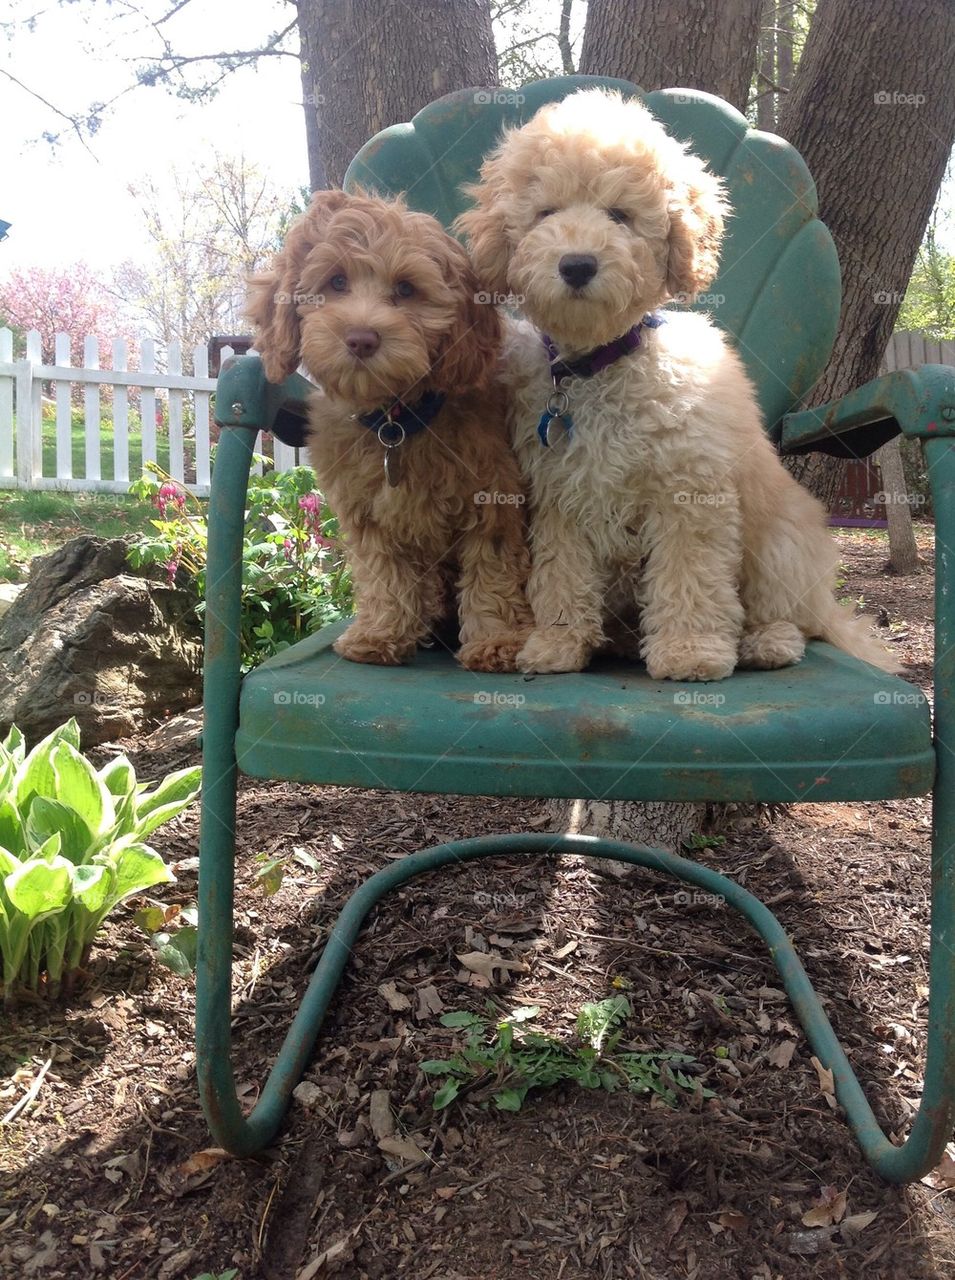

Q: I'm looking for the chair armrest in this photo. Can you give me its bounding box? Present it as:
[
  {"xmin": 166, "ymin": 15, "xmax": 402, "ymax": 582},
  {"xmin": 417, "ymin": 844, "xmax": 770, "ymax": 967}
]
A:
[
  {"xmin": 778, "ymin": 365, "xmax": 955, "ymax": 457},
  {"xmin": 214, "ymin": 352, "xmax": 314, "ymax": 447}
]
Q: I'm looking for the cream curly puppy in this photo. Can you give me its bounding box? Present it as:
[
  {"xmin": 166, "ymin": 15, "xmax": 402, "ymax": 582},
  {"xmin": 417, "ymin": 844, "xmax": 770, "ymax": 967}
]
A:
[{"xmin": 458, "ymin": 89, "xmax": 895, "ymax": 679}]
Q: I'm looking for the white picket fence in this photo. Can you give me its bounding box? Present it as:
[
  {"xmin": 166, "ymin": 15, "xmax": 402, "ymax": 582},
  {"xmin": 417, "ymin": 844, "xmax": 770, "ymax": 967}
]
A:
[
  {"xmin": 0, "ymin": 328, "xmax": 301, "ymax": 497},
  {"xmin": 0, "ymin": 326, "xmax": 950, "ymax": 497}
]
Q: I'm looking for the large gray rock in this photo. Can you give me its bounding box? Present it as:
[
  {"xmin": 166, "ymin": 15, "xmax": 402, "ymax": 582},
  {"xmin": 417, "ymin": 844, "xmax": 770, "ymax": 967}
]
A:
[{"xmin": 0, "ymin": 537, "xmax": 202, "ymax": 746}]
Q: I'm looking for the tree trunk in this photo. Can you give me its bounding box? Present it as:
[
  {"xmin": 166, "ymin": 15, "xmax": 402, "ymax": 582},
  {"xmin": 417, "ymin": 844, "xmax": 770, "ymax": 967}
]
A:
[
  {"xmin": 777, "ymin": 0, "xmax": 955, "ymax": 414},
  {"xmin": 776, "ymin": 0, "xmax": 793, "ymax": 94},
  {"xmin": 756, "ymin": 0, "xmax": 776, "ymax": 130},
  {"xmin": 297, "ymin": 0, "xmax": 497, "ymax": 189},
  {"xmin": 558, "ymin": 0, "xmax": 576, "ymax": 74},
  {"xmin": 878, "ymin": 438, "xmax": 922, "ymax": 574},
  {"xmin": 554, "ymin": 798, "xmax": 707, "ymax": 848},
  {"xmin": 579, "ymin": 0, "xmax": 763, "ymax": 113}
]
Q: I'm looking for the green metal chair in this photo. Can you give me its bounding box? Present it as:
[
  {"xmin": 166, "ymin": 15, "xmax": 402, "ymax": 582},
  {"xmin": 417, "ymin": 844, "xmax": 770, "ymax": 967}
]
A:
[{"xmin": 198, "ymin": 76, "xmax": 955, "ymax": 1181}]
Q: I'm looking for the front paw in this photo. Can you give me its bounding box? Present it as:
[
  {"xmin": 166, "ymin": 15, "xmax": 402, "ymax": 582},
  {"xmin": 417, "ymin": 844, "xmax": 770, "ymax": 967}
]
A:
[
  {"xmin": 458, "ymin": 632, "xmax": 525, "ymax": 673},
  {"xmin": 643, "ymin": 634, "xmax": 737, "ymax": 682},
  {"xmin": 517, "ymin": 627, "xmax": 593, "ymax": 674},
  {"xmin": 333, "ymin": 625, "xmax": 415, "ymax": 666}
]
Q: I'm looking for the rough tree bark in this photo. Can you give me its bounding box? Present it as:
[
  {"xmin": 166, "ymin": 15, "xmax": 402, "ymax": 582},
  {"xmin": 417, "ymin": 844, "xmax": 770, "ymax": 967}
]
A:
[
  {"xmin": 579, "ymin": 0, "xmax": 763, "ymax": 113},
  {"xmin": 877, "ymin": 439, "xmax": 922, "ymax": 574},
  {"xmin": 297, "ymin": 0, "xmax": 497, "ymax": 189},
  {"xmin": 777, "ymin": 0, "xmax": 955, "ymax": 509}
]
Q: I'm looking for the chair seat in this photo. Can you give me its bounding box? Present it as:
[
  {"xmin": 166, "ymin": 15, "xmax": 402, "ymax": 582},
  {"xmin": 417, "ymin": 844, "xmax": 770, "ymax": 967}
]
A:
[{"xmin": 235, "ymin": 622, "xmax": 933, "ymax": 803}]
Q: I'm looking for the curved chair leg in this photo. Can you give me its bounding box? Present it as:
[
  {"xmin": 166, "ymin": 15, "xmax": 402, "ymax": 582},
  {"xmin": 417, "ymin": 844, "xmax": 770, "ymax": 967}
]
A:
[{"xmin": 195, "ymin": 829, "xmax": 955, "ymax": 1178}]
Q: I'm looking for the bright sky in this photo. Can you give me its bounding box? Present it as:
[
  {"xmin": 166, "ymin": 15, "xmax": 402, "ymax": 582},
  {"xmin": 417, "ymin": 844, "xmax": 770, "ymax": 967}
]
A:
[
  {"xmin": 1, "ymin": 0, "xmax": 307, "ymax": 272},
  {"xmin": 2, "ymin": 0, "xmax": 951, "ymax": 278}
]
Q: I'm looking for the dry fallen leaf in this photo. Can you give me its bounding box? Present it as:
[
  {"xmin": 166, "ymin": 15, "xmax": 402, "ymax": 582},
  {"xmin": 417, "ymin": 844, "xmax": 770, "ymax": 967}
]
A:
[
  {"xmin": 174, "ymin": 1148, "xmax": 230, "ymax": 1178},
  {"xmin": 810, "ymin": 1055, "xmax": 837, "ymax": 1108},
  {"xmin": 414, "ymin": 984, "xmax": 444, "ymax": 1020},
  {"xmin": 718, "ymin": 1209, "xmax": 750, "ymax": 1233},
  {"xmin": 767, "ymin": 1040, "xmax": 797, "ymax": 1069},
  {"xmin": 802, "ymin": 1186, "xmax": 847, "ymax": 1227},
  {"xmin": 840, "ymin": 1210, "xmax": 879, "ymax": 1236},
  {"xmin": 377, "ymin": 1135, "xmax": 428, "ymax": 1166},
  {"xmin": 377, "ymin": 981, "xmax": 412, "ymax": 1012},
  {"xmin": 663, "ymin": 1198, "xmax": 689, "ymax": 1244},
  {"xmin": 456, "ymin": 950, "xmax": 528, "ymax": 983},
  {"xmin": 296, "ymin": 1228, "xmax": 360, "ymax": 1280},
  {"xmin": 921, "ymin": 1149, "xmax": 955, "ymax": 1190},
  {"xmin": 435, "ymin": 1185, "xmax": 459, "ymax": 1200}
]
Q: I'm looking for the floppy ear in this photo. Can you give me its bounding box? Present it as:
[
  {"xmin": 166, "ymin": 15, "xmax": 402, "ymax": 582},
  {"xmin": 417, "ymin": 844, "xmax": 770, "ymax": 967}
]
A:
[
  {"xmin": 454, "ymin": 164, "xmax": 512, "ymax": 297},
  {"xmin": 432, "ymin": 246, "xmax": 502, "ymax": 391},
  {"xmin": 245, "ymin": 189, "xmax": 352, "ymax": 384},
  {"xmin": 666, "ymin": 163, "xmax": 728, "ymax": 301}
]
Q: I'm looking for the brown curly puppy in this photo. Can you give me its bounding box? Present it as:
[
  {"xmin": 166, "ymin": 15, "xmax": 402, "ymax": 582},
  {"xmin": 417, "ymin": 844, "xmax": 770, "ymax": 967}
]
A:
[{"xmin": 246, "ymin": 190, "xmax": 531, "ymax": 671}]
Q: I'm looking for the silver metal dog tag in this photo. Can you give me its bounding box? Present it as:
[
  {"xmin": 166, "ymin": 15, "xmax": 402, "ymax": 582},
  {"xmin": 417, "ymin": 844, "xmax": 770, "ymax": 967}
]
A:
[
  {"xmin": 384, "ymin": 445, "xmax": 403, "ymax": 487},
  {"xmin": 545, "ymin": 415, "xmax": 571, "ymax": 448}
]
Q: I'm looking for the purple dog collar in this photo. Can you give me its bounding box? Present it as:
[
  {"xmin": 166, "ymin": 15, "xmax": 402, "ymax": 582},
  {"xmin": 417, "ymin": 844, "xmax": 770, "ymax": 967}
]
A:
[
  {"xmin": 542, "ymin": 312, "xmax": 666, "ymax": 383},
  {"xmin": 537, "ymin": 312, "xmax": 665, "ymax": 447}
]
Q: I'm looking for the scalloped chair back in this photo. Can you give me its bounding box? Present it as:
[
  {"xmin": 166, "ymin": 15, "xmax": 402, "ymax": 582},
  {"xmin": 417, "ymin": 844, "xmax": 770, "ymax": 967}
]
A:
[{"xmin": 345, "ymin": 75, "xmax": 842, "ymax": 437}]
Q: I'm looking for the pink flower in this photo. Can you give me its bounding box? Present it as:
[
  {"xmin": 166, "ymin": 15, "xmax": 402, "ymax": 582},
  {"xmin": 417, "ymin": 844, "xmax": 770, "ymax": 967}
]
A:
[
  {"xmin": 164, "ymin": 557, "xmax": 179, "ymax": 584},
  {"xmin": 298, "ymin": 492, "xmax": 332, "ymax": 547},
  {"xmin": 155, "ymin": 482, "xmax": 186, "ymax": 519}
]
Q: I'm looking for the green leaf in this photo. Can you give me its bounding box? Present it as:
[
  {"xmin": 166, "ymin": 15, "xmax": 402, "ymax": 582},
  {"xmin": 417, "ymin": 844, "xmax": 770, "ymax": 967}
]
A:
[
  {"xmin": 576, "ymin": 996, "xmax": 631, "ymax": 1052},
  {"xmin": 72, "ymin": 863, "xmax": 111, "ymax": 914},
  {"xmin": 154, "ymin": 925, "xmax": 198, "ymax": 976},
  {"xmin": 133, "ymin": 767, "xmax": 201, "ymax": 836},
  {"xmin": 2, "ymin": 724, "xmax": 25, "ymax": 763},
  {"xmin": 132, "ymin": 799, "xmax": 199, "ymax": 842},
  {"xmin": 4, "ymin": 854, "xmax": 73, "ymax": 919},
  {"xmin": 253, "ymin": 857, "xmax": 284, "ymax": 896},
  {"xmin": 419, "ymin": 1059, "xmax": 459, "ymax": 1076},
  {"xmin": 52, "ymin": 742, "xmax": 114, "ymax": 836},
  {"xmin": 493, "ymin": 1087, "xmax": 528, "ymax": 1112},
  {"xmin": 99, "ymin": 756, "xmax": 137, "ymax": 800},
  {"xmin": 25, "ymin": 797, "xmax": 94, "ymax": 864},
  {"xmin": 101, "ymin": 841, "xmax": 175, "ymax": 905},
  {"xmin": 504, "ymin": 1005, "xmax": 540, "ymax": 1024},
  {"xmin": 14, "ymin": 722, "xmax": 72, "ymax": 810},
  {"xmin": 0, "ymin": 799, "xmax": 25, "ymax": 858},
  {"xmin": 0, "ymin": 843, "xmax": 21, "ymax": 877},
  {"xmin": 432, "ymin": 1078, "xmax": 461, "ymax": 1110},
  {"xmin": 133, "ymin": 903, "xmax": 169, "ymax": 935},
  {"xmin": 440, "ymin": 1011, "xmax": 485, "ymax": 1029}
]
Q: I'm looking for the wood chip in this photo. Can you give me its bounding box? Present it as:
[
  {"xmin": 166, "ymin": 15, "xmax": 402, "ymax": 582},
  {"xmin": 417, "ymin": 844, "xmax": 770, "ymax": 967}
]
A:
[
  {"xmin": 368, "ymin": 1090, "xmax": 394, "ymax": 1142},
  {"xmin": 767, "ymin": 1039, "xmax": 797, "ymax": 1069},
  {"xmin": 377, "ymin": 981, "xmax": 412, "ymax": 1011},
  {"xmin": 414, "ymin": 984, "xmax": 444, "ymax": 1021}
]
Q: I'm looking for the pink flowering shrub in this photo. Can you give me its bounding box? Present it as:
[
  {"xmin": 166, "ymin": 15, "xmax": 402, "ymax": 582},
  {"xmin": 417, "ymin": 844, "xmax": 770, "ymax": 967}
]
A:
[{"xmin": 128, "ymin": 458, "xmax": 351, "ymax": 667}]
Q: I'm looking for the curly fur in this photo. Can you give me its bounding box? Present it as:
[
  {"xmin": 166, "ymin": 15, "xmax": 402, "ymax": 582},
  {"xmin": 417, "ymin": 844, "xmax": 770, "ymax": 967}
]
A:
[
  {"xmin": 458, "ymin": 89, "xmax": 897, "ymax": 678},
  {"xmin": 247, "ymin": 190, "xmax": 531, "ymax": 671}
]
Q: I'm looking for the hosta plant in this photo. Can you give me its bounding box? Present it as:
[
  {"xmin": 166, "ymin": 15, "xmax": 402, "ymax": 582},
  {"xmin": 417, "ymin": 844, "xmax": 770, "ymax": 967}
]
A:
[{"xmin": 0, "ymin": 719, "xmax": 201, "ymax": 1006}]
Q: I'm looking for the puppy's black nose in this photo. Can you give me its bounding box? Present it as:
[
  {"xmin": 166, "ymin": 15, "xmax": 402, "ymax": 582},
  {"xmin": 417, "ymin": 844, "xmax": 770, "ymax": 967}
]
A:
[
  {"xmin": 558, "ymin": 253, "xmax": 598, "ymax": 289},
  {"xmin": 344, "ymin": 328, "xmax": 381, "ymax": 358}
]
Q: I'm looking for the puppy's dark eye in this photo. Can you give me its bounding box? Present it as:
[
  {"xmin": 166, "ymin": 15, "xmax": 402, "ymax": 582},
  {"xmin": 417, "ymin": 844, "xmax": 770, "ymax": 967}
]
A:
[
  {"xmin": 328, "ymin": 273, "xmax": 348, "ymax": 292},
  {"xmin": 394, "ymin": 280, "xmax": 416, "ymax": 299},
  {"xmin": 537, "ymin": 208, "xmax": 556, "ymax": 220},
  {"xmin": 607, "ymin": 208, "xmax": 629, "ymax": 225}
]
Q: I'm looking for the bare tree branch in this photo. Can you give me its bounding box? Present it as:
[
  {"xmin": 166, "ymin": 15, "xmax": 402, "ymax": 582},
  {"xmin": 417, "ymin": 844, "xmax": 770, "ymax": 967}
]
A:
[
  {"xmin": 558, "ymin": 0, "xmax": 575, "ymax": 74},
  {"xmin": 0, "ymin": 66, "xmax": 98, "ymax": 155}
]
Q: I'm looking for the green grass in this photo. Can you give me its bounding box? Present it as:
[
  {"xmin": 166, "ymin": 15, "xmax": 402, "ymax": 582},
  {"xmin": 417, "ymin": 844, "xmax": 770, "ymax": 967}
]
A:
[
  {"xmin": 0, "ymin": 490, "xmax": 163, "ymax": 582},
  {"xmin": 39, "ymin": 417, "xmax": 172, "ymax": 481}
]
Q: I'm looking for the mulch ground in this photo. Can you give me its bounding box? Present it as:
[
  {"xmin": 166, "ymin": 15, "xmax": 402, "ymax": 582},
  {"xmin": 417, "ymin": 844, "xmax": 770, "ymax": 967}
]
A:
[{"xmin": 2, "ymin": 525, "xmax": 954, "ymax": 1280}]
